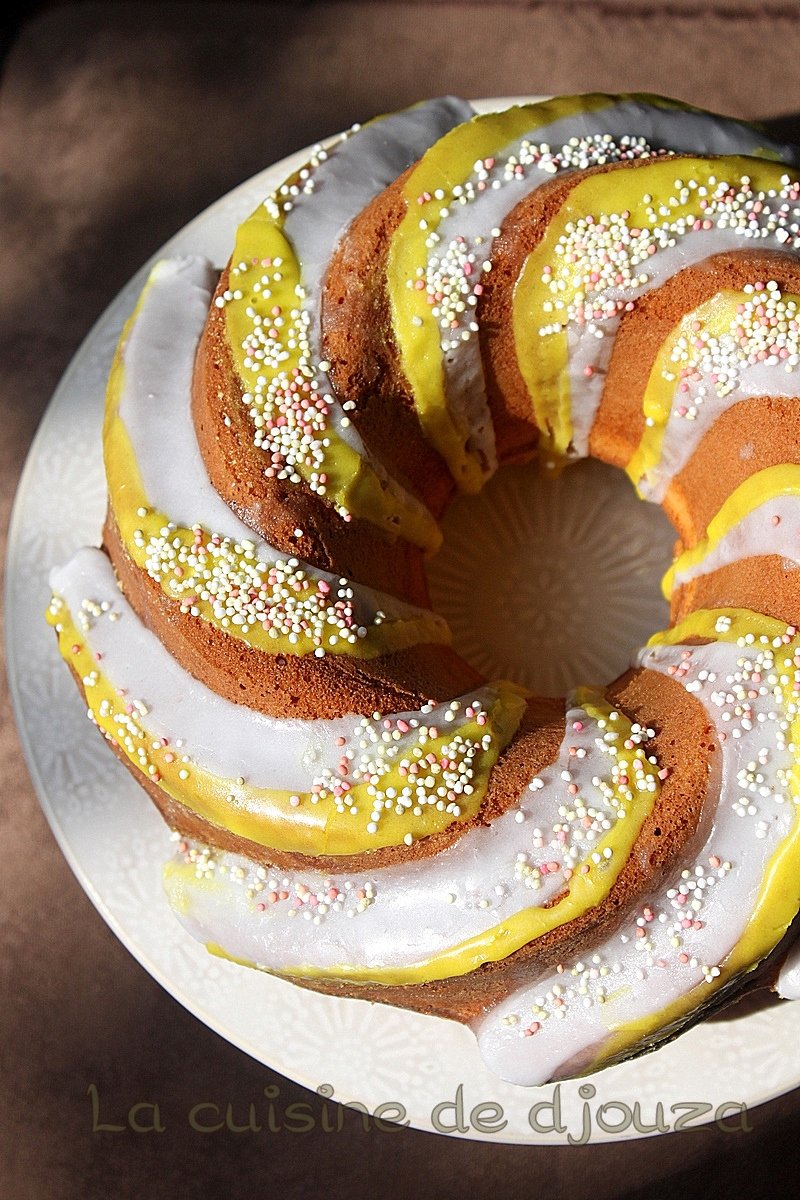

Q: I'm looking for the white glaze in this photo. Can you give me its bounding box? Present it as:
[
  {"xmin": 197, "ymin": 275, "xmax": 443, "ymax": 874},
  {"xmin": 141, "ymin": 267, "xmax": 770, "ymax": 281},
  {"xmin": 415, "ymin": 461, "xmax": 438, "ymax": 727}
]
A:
[
  {"xmin": 403, "ymin": 96, "xmax": 799, "ymax": 463},
  {"xmin": 561, "ymin": 226, "xmax": 800, "ymax": 459},
  {"xmin": 286, "ymin": 97, "xmax": 474, "ymax": 335},
  {"xmin": 52, "ymin": 548, "xmax": 353, "ymax": 789},
  {"xmin": 164, "ymin": 692, "xmax": 657, "ymax": 974},
  {"xmin": 642, "ymin": 369, "xmax": 800, "ymax": 506},
  {"xmin": 121, "ymin": 257, "xmax": 224, "ymax": 530},
  {"xmin": 567, "ymin": 316, "xmax": 621, "ymax": 456},
  {"xmin": 672, "ymin": 492, "xmax": 800, "ymax": 588},
  {"xmin": 474, "ymin": 628, "xmax": 798, "ymax": 1085},
  {"xmin": 115, "ymin": 255, "xmax": 446, "ymax": 638},
  {"xmin": 637, "ymin": 360, "xmax": 800, "ymax": 502},
  {"xmin": 256, "ymin": 97, "xmax": 474, "ymax": 492},
  {"xmin": 50, "ymin": 547, "xmax": 499, "ymax": 798}
]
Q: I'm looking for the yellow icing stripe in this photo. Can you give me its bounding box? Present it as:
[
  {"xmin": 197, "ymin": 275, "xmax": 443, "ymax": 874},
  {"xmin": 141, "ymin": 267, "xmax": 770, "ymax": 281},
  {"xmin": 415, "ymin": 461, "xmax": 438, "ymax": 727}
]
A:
[
  {"xmin": 225, "ymin": 203, "xmax": 441, "ymax": 553},
  {"xmin": 386, "ymin": 95, "xmax": 617, "ymax": 492},
  {"xmin": 647, "ymin": 603, "xmax": 791, "ymax": 647},
  {"xmin": 186, "ymin": 689, "xmax": 662, "ymax": 986},
  {"xmin": 662, "ymin": 465, "xmax": 800, "ymax": 597},
  {"xmin": 628, "ymin": 287, "xmax": 800, "ymax": 499},
  {"xmin": 46, "ymin": 595, "xmax": 525, "ymax": 857},
  {"xmin": 588, "ymin": 810, "xmax": 800, "ymax": 1073},
  {"xmin": 588, "ymin": 608, "xmax": 800, "ymax": 1072},
  {"xmin": 626, "ymin": 291, "xmax": 745, "ymax": 493},
  {"xmin": 105, "ymin": 275, "xmax": 449, "ymax": 660},
  {"xmin": 513, "ymin": 156, "xmax": 795, "ymax": 459}
]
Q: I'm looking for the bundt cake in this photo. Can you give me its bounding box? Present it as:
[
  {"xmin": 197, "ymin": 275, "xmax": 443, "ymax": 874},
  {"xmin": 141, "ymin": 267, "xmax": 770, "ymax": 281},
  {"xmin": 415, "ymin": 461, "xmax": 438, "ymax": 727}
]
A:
[{"xmin": 46, "ymin": 93, "xmax": 800, "ymax": 1086}]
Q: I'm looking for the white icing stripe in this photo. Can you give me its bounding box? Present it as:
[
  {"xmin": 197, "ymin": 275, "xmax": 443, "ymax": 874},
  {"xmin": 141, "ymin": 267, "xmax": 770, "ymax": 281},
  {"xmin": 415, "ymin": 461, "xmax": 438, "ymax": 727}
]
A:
[
  {"xmin": 116, "ymin": 256, "xmax": 446, "ymax": 637},
  {"xmin": 567, "ymin": 227, "xmax": 800, "ymax": 460},
  {"xmin": 638, "ymin": 361, "xmax": 800, "ymax": 504},
  {"xmin": 50, "ymin": 548, "xmax": 494, "ymax": 796},
  {"xmin": 52, "ymin": 548, "xmax": 352, "ymax": 789},
  {"xmin": 220, "ymin": 99, "xmax": 474, "ymax": 543},
  {"xmin": 567, "ymin": 317, "xmax": 619, "ymax": 456},
  {"xmin": 282, "ymin": 97, "xmax": 474, "ymax": 460},
  {"xmin": 408, "ymin": 97, "xmax": 797, "ymax": 464},
  {"xmin": 121, "ymin": 258, "xmax": 225, "ymax": 530},
  {"xmin": 163, "ymin": 694, "xmax": 657, "ymax": 975},
  {"xmin": 286, "ymin": 97, "xmax": 474, "ymax": 331},
  {"xmin": 473, "ymin": 634, "xmax": 797, "ymax": 1086},
  {"xmin": 672, "ymin": 493, "xmax": 800, "ymax": 588}
]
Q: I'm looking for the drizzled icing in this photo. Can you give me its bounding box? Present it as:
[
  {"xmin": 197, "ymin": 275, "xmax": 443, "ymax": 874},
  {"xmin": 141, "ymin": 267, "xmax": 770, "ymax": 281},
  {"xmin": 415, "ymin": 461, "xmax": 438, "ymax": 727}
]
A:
[
  {"xmin": 629, "ymin": 284, "xmax": 800, "ymax": 501},
  {"xmin": 474, "ymin": 610, "xmax": 800, "ymax": 1085},
  {"xmin": 47, "ymin": 548, "xmax": 524, "ymax": 857},
  {"xmin": 221, "ymin": 96, "xmax": 472, "ymax": 549},
  {"xmin": 671, "ymin": 493, "xmax": 800, "ymax": 590},
  {"xmin": 163, "ymin": 690, "xmax": 662, "ymax": 983},
  {"xmin": 387, "ymin": 94, "xmax": 799, "ymax": 478},
  {"xmin": 665, "ymin": 465, "xmax": 800, "ymax": 592},
  {"xmin": 515, "ymin": 157, "xmax": 800, "ymax": 461},
  {"xmin": 105, "ymin": 256, "xmax": 448, "ymax": 659}
]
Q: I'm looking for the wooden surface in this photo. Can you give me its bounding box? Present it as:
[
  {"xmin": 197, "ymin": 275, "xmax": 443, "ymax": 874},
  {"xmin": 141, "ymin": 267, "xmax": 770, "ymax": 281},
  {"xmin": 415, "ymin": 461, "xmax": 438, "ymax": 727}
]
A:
[{"xmin": 4, "ymin": 3, "xmax": 800, "ymax": 1196}]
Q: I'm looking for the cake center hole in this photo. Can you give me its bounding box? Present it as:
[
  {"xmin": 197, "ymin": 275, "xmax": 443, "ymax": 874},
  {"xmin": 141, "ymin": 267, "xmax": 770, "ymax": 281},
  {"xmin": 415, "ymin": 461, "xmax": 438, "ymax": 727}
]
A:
[{"xmin": 425, "ymin": 458, "xmax": 676, "ymax": 696}]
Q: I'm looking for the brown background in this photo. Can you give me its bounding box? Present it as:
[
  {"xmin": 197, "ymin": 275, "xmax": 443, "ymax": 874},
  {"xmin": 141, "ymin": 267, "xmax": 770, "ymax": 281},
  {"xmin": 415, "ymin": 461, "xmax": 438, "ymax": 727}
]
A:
[{"xmin": 4, "ymin": 2, "xmax": 800, "ymax": 1196}]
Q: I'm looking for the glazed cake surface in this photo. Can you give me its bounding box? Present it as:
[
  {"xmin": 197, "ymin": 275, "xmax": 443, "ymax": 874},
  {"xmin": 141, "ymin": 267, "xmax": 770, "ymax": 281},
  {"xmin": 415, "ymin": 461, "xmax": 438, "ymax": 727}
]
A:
[{"xmin": 46, "ymin": 94, "xmax": 800, "ymax": 1085}]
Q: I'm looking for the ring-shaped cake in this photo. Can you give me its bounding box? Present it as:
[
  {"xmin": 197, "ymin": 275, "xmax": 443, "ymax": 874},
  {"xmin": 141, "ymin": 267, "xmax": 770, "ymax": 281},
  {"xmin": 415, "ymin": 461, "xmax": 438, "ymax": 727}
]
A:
[{"xmin": 47, "ymin": 94, "xmax": 800, "ymax": 1085}]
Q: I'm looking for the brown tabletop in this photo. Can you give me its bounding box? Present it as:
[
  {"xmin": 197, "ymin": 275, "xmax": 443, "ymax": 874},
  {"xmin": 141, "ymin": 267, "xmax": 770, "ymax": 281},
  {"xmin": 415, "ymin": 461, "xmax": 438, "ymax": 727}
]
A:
[{"xmin": 4, "ymin": 3, "xmax": 800, "ymax": 1196}]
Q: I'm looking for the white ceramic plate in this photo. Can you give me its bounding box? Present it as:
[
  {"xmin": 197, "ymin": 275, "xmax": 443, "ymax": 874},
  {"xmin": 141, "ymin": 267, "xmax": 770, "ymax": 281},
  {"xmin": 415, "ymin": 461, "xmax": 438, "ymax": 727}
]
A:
[{"xmin": 7, "ymin": 98, "xmax": 800, "ymax": 1145}]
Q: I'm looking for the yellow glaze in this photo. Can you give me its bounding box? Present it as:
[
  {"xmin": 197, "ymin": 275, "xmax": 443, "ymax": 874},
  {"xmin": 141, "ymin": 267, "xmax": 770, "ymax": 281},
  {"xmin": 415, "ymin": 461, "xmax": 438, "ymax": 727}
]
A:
[
  {"xmin": 386, "ymin": 94, "xmax": 617, "ymax": 492},
  {"xmin": 46, "ymin": 594, "xmax": 525, "ymax": 856},
  {"xmin": 190, "ymin": 689, "xmax": 662, "ymax": 986},
  {"xmin": 513, "ymin": 157, "xmax": 795, "ymax": 459},
  {"xmin": 226, "ymin": 199, "xmax": 441, "ymax": 553},
  {"xmin": 646, "ymin": 603, "xmax": 787, "ymax": 646},
  {"xmin": 627, "ymin": 291, "xmax": 745, "ymax": 492},
  {"xmin": 586, "ymin": 607, "xmax": 800, "ymax": 1072},
  {"xmin": 104, "ymin": 273, "xmax": 449, "ymax": 660},
  {"xmin": 627, "ymin": 290, "xmax": 800, "ymax": 499},
  {"xmin": 662, "ymin": 464, "xmax": 800, "ymax": 596}
]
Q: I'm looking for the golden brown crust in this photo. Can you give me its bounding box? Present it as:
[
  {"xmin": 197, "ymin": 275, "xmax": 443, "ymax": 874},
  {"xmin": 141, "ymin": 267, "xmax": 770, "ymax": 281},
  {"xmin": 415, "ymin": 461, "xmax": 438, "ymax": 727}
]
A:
[
  {"xmin": 322, "ymin": 164, "xmax": 456, "ymax": 518},
  {"xmin": 279, "ymin": 669, "xmax": 716, "ymax": 1021},
  {"xmin": 665, "ymin": 394, "xmax": 800, "ymax": 547},
  {"xmin": 478, "ymin": 157, "xmax": 707, "ymax": 462},
  {"xmin": 193, "ymin": 275, "xmax": 432, "ymax": 603},
  {"xmin": 103, "ymin": 508, "xmax": 481, "ymax": 721},
  {"xmin": 593, "ymin": 249, "xmax": 800, "ymax": 473},
  {"xmin": 480, "ymin": 167, "xmax": 580, "ymax": 460},
  {"xmin": 671, "ymin": 555, "xmax": 800, "ymax": 627}
]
